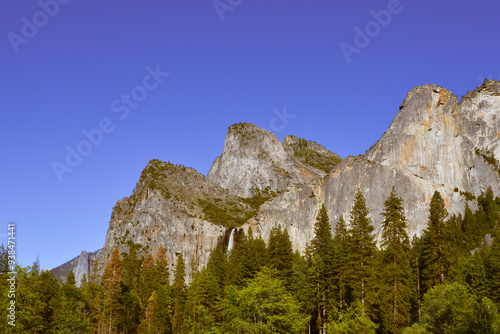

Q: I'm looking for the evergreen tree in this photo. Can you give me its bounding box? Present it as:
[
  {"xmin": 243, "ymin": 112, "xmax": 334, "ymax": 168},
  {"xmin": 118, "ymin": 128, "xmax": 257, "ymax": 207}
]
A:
[
  {"xmin": 121, "ymin": 242, "xmax": 143, "ymax": 289},
  {"xmin": 333, "ymin": 216, "xmax": 351, "ymax": 313},
  {"xmin": 241, "ymin": 228, "xmax": 267, "ymax": 282},
  {"xmin": 346, "ymin": 189, "xmax": 377, "ymax": 314},
  {"xmin": 82, "ymin": 258, "xmax": 103, "ymax": 332},
  {"xmin": 54, "ymin": 271, "xmax": 92, "ymax": 333},
  {"xmin": 414, "ymin": 282, "xmax": 500, "ymax": 334},
  {"xmin": 102, "ymin": 246, "xmax": 123, "ymax": 334},
  {"xmin": 325, "ymin": 302, "xmax": 378, "ymax": 334},
  {"xmin": 221, "ymin": 267, "xmax": 310, "ymax": 334},
  {"xmin": 268, "ymin": 225, "xmax": 293, "ymax": 284},
  {"xmin": 489, "ymin": 228, "xmax": 500, "ymax": 305},
  {"xmin": 172, "ymin": 253, "xmax": 186, "ymax": 333},
  {"xmin": 409, "ymin": 235, "xmax": 423, "ymax": 321},
  {"xmin": 225, "ymin": 230, "xmax": 249, "ymax": 286},
  {"xmin": 140, "ymin": 253, "xmax": 157, "ymax": 306},
  {"xmin": 155, "ymin": 245, "xmax": 170, "ymax": 286},
  {"xmin": 478, "ymin": 187, "xmax": 499, "ymax": 232},
  {"xmin": 67, "ymin": 270, "xmax": 76, "ymax": 286},
  {"xmin": 421, "ymin": 191, "xmax": 449, "ymax": 293},
  {"xmin": 307, "ymin": 204, "xmax": 335, "ymax": 334},
  {"xmin": 207, "ymin": 244, "xmax": 227, "ymax": 292},
  {"xmin": 462, "ymin": 203, "xmax": 477, "ymax": 248},
  {"xmin": 379, "ymin": 187, "xmax": 412, "ymax": 333},
  {"xmin": 186, "ymin": 268, "xmax": 220, "ymax": 332},
  {"xmin": 138, "ymin": 286, "xmax": 173, "ymax": 334},
  {"xmin": 461, "ymin": 248, "xmax": 488, "ymax": 300}
]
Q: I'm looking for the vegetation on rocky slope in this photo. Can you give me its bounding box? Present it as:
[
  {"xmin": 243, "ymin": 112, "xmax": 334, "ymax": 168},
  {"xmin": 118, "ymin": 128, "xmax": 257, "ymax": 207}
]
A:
[
  {"xmin": 113, "ymin": 159, "xmax": 276, "ymax": 229},
  {"xmin": 286, "ymin": 137, "xmax": 342, "ymax": 173}
]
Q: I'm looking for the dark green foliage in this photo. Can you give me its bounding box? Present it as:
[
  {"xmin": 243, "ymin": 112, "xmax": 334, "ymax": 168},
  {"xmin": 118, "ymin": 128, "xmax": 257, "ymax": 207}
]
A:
[
  {"xmin": 379, "ymin": 187, "xmax": 412, "ymax": 333},
  {"xmin": 421, "ymin": 191, "xmax": 450, "ymax": 293},
  {"xmin": 346, "ymin": 189, "xmax": 377, "ymax": 313},
  {"xmin": 221, "ymin": 267, "xmax": 310, "ymax": 334},
  {"xmin": 121, "ymin": 241, "xmax": 143, "ymax": 288},
  {"xmin": 287, "ymin": 137, "xmax": 342, "ymax": 173},
  {"xmin": 326, "ymin": 302, "xmax": 378, "ymax": 334},
  {"xmin": 172, "ymin": 254, "xmax": 186, "ymax": 333},
  {"xmin": 475, "ymin": 148, "xmax": 500, "ymax": 176},
  {"xmin": 67, "ymin": 270, "xmax": 76, "ymax": 286},
  {"xmin": 198, "ymin": 188, "xmax": 277, "ymax": 228},
  {"xmin": 268, "ymin": 225, "xmax": 294, "ymax": 275},
  {"xmin": 185, "ymin": 268, "xmax": 220, "ymax": 332},
  {"xmin": 197, "ymin": 198, "xmax": 247, "ymax": 228},
  {"xmin": 207, "ymin": 243, "xmax": 227, "ymax": 291},
  {"xmin": 333, "ymin": 216, "xmax": 352, "ymax": 313},
  {"xmin": 415, "ymin": 283, "xmax": 500, "ymax": 334},
  {"xmin": 489, "ymin": 228, "xmax": 500, "ymax": 305},
  {"xmin": 307, "ymin": 204, "xmax": 336, "ymax": 333},
  {"xmin": 293, "ymin": 147, "xmax": 342, "ymax": 173}
]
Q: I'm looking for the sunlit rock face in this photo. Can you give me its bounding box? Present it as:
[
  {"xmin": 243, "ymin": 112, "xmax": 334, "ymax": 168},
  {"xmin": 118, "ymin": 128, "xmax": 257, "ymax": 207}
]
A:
[
  {"xmin": 248, "ymin": 82, "xmax": 500, "ymax": 249},
  {"xmin": 207, "ymin": 123, "xmax": 328, "ymax": 198}
]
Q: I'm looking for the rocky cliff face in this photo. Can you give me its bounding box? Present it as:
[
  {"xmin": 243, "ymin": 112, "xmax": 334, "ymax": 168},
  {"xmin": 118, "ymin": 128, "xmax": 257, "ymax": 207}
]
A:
[
  {"xmin": 245, "ymin": 82, "xmax": 500, "ymax": 248},
  {"xmin": 92, "ymin": 159, "xmax": 274, "ymax": 282},
  {"xmin": 207, "ymin": 123, "xmax": 338, "ymax": 198},
  {"xmin": 51, "ymin": 250, "xmax": 99, "ymax": 286},
  {"xmin": 53, "ymin": 81, "xmax": 500, "ymax": 284}
]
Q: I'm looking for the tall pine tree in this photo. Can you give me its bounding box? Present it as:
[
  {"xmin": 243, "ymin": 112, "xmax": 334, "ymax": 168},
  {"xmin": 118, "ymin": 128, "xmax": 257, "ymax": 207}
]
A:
[
  {"xmin": 421, "ymin": 190, "xmax": 449, "ymax": 293},
  {"xmin": 346, "ymin": 189, "xmax": 376, "ymax": 314},
  {"xmin": 102, "ymin": 246, "xmax": 123, "ymax": 334},
  {"xmin": 333, "ymin": 216, "xmax": 351, "ymax": 313},
  {"xmin": 172, "ymin": 253, "xmax": 186, "ymax": 333},
  {"xmin": 307, "ymin": 204, "xmax": 335, "ymax": 334},
  {"xmin": 379, "ymin": 187, "xmax": 412, "ymax": 333},
  {"xmin": 268, "ymin": 225, "xmax": 294, "ymax": 284},
  {"xmin": 489, "ymin": 228, "xmax": 500, "ymax": 305}
]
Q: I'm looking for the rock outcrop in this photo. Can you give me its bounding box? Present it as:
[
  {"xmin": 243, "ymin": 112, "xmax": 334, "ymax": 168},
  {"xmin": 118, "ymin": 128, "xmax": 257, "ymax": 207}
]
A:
[
  {"xmin": 51, "ymin": 250, "xmax": 100, "ymax": 286},
  {"xmin": 207, "ymin": 123, "xmax": 339, "ymax": 198}
]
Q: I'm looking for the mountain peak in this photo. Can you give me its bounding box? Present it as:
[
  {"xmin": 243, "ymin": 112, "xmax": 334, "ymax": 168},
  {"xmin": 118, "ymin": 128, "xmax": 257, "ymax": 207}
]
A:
[
  {"xmin": 463, "ymin": 79, "xmax": 500, "ymax": 101},
  {"xmin": 207, "ymin": 123, "xmax": 330, "ymax": 197}
]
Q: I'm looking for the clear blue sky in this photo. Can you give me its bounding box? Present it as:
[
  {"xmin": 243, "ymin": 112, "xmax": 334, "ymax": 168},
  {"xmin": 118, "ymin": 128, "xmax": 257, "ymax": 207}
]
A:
[{"xmin": 1, "ymin": 0, "xmax": 499, "ymax": 269}]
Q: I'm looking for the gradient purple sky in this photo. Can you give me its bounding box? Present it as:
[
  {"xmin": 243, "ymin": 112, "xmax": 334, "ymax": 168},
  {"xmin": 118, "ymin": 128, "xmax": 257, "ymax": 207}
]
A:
[{"xmin": 1, "ymin": 0, "xmax": 499, "ymax": 269}]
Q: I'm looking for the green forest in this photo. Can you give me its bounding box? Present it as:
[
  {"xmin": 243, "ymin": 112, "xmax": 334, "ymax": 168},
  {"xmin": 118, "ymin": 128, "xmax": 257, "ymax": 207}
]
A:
[{"xmin": 1, "ymin": 188, "xmax": 500, "ymax": 333}]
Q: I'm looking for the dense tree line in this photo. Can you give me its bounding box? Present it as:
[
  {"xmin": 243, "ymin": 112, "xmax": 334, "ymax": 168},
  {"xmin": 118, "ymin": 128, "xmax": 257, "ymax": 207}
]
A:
[{"xmin": 1, "ymin": 188, "xmax": 500, "ymax": 333}]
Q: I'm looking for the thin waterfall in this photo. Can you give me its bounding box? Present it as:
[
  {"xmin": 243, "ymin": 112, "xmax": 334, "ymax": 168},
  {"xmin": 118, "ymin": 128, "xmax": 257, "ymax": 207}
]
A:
[{"xmin": 227, "ymin": 229, "xmax": 236, "ymax": 256}]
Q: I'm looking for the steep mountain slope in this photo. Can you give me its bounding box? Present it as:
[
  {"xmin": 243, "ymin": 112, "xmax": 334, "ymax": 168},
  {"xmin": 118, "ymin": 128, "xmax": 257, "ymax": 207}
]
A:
[{"xmin": 53, "ymin": 81, "xmax": 500, "ymax": 284}]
